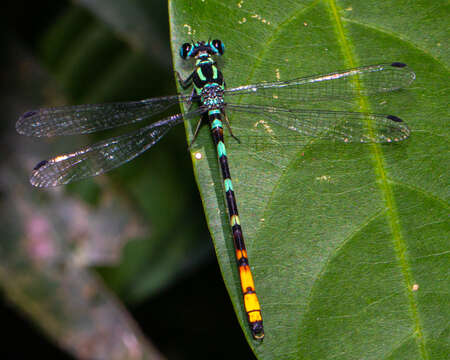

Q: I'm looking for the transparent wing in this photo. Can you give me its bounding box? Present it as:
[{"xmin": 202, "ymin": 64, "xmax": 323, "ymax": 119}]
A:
[
  {"xmin": 224, "ymin": 63, "xmax": 415, "ymax": 104},
  {"xmin": 17, "ymin": 94, "xmax": 191, "ymax": 137},
  {"xmin": 226, "ymin": 104, "xmax": 410, "ymax": 145},
  {"xmin": 30, "ymin": 109, "xmax": 202, "ymax": 187}
]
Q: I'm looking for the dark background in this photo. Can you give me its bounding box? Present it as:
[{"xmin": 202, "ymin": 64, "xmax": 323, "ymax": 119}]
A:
[{"xmin": 1, "ymin": 1, "xmax": 255, "ymax": 359}]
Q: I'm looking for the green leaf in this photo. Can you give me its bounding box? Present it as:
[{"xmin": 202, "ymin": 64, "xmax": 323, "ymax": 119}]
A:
[{"xmin": 170, "ymin": 1, "xmax": 449, "ymax": 359}]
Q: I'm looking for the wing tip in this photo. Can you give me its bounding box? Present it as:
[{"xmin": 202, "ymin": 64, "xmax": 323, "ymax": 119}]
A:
[
  {"xmin": 386, "ymin": 114, "xmax": 403, "ymax": 123},
  {"xmin": 33, "ymin": 160, "xmax": 48, "ymax": 171},
  {"xmin": 17, "ymin": 111, "xmax": 34, "ymax": 135},
  {"xmin": 389, "ymin": 62, "xmax": 416, "ymax": 83},
  {"xmin": 385, "ymin": 115, "xmax": 411, "ymax": 142},
  {"xmin": 22, "ymin": 110, "xmax": 38, "ymax": 118},
  {"xmin": 30, "ymin": 160, "xmax": 55, "ymax": 187},
  {"xmin": 17, "ymin": 110, "xmax": 42, "ymax": 136},
  {"xmin": 390, "ymin": 62, "xmax": 407, "ymax": 68}
]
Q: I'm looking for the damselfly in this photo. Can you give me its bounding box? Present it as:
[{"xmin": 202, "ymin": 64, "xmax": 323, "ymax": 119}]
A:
[{"xmin": 17, "ymin": 40, "xmax": 415, "ymax": 340}]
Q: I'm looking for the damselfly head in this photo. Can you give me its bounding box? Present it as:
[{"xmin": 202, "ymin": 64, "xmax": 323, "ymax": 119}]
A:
[{"xmin": 179, "ymin": 39, "xmax": 225, "ymax": 59}]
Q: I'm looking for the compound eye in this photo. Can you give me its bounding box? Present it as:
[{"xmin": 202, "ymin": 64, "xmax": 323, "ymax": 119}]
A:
[
  {"xmin": 179, "ymin": 43, "xmax": 192, "ymax": 59},
  {"xmin": 211, "ymin": 39, "xmax": 225, "ymax": 55}
]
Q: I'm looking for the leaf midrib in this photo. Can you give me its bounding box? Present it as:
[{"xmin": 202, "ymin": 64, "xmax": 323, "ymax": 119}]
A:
[{"xmin": 327, "ymin": 1, "xmax": 428, "ymax": 358}]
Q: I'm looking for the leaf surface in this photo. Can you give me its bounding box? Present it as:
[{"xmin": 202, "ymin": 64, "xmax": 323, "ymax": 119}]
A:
[{"xmin": 170, "ymin": 1, "xmax": 449, "ymax": 358}]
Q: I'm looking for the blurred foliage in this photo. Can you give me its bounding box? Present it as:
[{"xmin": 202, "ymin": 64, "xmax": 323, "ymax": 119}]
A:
[
  {"xmin": 33, "ymin": 1, "xmax": 211, "ymax": 305},
  {"xmin": 1, "ymin": 1, "xmax": 214, "ymax": 359}
]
